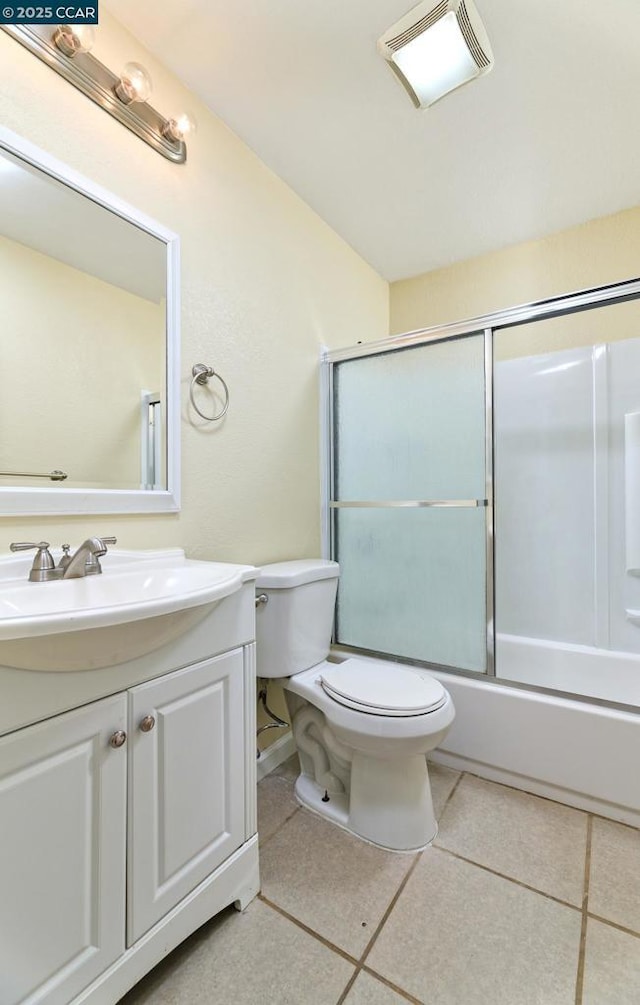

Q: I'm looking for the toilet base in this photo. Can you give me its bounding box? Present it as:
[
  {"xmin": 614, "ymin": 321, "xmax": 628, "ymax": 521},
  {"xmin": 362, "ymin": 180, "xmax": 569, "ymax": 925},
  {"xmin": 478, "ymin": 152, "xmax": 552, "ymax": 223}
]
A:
[{"xmin": 294, "ymin": 753, "xmax": 438, "ymax": 852}]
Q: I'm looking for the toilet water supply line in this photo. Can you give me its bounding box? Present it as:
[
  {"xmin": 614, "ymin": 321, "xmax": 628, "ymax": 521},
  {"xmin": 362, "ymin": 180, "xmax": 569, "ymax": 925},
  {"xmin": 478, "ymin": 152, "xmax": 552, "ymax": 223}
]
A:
[
  {"xmin": 256, "ymin": 678, "xmax": 289, "ymax": 759},
  {"xmin": 292, "ymin": 705, "xmax": 352, "ymax": 795}
]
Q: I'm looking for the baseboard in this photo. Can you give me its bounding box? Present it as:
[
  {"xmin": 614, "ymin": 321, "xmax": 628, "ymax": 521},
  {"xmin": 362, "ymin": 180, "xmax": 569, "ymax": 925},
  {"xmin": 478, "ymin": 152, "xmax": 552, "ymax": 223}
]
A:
[{"xmin": 256, "ymin": 731, "xmax": 296, "ymax": 780}]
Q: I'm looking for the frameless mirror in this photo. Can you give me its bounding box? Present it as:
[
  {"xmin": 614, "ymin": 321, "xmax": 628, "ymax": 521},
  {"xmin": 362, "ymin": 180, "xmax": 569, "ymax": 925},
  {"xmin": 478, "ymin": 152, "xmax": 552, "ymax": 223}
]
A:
[{"xmin": 0, "ymin": 127, "xmax": 180, "ymax": 514}]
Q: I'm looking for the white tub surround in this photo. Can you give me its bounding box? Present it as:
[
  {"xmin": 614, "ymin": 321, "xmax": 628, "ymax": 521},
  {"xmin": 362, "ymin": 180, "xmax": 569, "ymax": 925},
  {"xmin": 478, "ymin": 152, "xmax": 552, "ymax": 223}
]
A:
[{"xmin": 495, "ymin": 336, "xmax": 640, "ymax": 664}]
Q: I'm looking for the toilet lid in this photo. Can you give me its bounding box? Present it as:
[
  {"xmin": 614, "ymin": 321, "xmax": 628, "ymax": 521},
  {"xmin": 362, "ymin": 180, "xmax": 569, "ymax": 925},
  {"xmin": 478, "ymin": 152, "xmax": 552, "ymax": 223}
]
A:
[{"xmin": 319, "ymin": 661, "xmax": 446, "ymax": 717}]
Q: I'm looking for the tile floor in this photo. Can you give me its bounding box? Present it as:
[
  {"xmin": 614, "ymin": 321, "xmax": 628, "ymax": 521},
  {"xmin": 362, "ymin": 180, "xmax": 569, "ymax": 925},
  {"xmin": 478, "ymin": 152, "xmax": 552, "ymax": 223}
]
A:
[{"xmin": 120, "ymin": 756, "xmax": 640, "ymax": 1005}]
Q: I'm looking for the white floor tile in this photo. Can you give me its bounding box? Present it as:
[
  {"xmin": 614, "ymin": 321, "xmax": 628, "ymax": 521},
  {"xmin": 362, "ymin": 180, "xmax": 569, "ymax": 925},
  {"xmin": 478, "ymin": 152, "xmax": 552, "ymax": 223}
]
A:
[
  {"xmin": 368, "ymin": 846, "xmax": 581, "ymax": 1004},
  {"xmin": 118, "ymin": 898, "xmax": 354, "ymax": 1005},
  {"xmin": 260, "ymin": 807, "xmax": 415, "ymax": 958},
  {"xmin": 589, "ymin": 817, "xmax": 640, "ymax": 932},
  {"xmin": 436, "ymin": 775, "xmax": 587, "ymax": 905}
]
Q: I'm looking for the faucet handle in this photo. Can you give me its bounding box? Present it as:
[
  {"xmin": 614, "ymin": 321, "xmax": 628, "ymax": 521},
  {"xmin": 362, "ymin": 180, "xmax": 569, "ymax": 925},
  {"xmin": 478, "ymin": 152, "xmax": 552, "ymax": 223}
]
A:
[
  {"xmin": 10, "ymin": 540, "xmax": 51, "ymax": 552},
  {"xmin": 9, "ymin": 541, "xmax": 62, "ymax": 582},
  {"xmin": 100, "ymin": 537, "xmax": 117, "ymax": 546}
]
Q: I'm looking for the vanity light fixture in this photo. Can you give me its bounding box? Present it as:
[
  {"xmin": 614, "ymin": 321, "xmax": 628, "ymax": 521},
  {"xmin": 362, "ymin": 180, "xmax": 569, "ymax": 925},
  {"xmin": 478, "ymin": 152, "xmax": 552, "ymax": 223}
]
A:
[
  {"xmin": 163, "ymin": 113, "xmax": 197, "ymax": 143},
  {"xmin": 51, "ymin": 24, "xmax": 95, "ymax": 57},
  {"xmin": 115, "ymin": 62, "xmax": 153, "ymax": 105},
  {"xmin": 378, "ymin": 0, "xmax": 494, "ymax": 109},
  {"xmin": 1, "ymin": 24, "xmax": 194, "ymax": 164}
]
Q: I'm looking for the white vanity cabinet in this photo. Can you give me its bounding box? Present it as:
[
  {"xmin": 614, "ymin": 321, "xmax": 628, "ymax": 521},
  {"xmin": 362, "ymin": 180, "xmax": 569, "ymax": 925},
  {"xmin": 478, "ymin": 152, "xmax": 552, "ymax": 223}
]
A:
[
  {"xmin": 127, "ymin": 649, "xmax": 245, "ymax": 944},
  {"xmin": 0, "ymin": 574, "xmax": 259, "ymax": 1005},
  {"xmin": 0, "ymin": 694, "xmax": 128, "ymax": 1005}
]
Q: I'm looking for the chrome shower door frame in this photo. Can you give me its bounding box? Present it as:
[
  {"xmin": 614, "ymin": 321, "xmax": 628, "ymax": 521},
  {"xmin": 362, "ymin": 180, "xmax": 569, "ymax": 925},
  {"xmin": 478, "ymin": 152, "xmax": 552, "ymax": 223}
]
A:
[{"xmin": 322, "ymin": 276, "xmax": 640, "ymax": 683}]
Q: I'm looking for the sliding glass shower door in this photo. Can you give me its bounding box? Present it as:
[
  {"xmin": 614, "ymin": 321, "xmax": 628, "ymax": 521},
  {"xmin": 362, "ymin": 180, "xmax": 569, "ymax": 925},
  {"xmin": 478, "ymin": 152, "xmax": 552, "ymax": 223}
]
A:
[{"xmin": 331, "ymin": 331, "xmax": 492, "ymax": 674}]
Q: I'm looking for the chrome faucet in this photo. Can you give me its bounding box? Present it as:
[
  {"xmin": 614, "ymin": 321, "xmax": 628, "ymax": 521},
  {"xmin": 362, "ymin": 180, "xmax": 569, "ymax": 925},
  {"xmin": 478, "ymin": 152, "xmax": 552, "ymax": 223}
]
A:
[
  {"xmin": 10, "ymin": 536, "xmax": 117, "ymax": 581},
  {"xmin": 63, "ymin": 536, "xmax": 117, "ymax": 579}
]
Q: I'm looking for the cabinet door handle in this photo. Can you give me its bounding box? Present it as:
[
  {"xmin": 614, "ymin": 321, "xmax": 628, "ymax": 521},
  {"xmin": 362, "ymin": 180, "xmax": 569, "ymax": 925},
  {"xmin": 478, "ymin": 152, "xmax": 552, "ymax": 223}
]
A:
[
  {"xmin": 139, "ymin": 715, "xmax": 156, "ymax": 733},
  {"xmin": 109, "ymin": 730, "xmax": 127, "ymax": 748}
]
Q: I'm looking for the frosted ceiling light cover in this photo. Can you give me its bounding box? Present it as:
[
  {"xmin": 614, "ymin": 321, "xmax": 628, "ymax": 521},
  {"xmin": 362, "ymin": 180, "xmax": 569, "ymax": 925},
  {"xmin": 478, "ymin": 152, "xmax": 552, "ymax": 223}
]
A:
[{"xmin": 378, "ymin": 0, "xmax": 494, "ymax": 108}]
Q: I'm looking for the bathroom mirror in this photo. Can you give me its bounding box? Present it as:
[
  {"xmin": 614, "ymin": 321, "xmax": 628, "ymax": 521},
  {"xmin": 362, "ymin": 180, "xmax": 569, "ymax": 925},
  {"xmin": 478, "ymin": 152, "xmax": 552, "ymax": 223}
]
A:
[{"xmin": 0, "ymin": 126, "xmax": 180, "ymax": 514}]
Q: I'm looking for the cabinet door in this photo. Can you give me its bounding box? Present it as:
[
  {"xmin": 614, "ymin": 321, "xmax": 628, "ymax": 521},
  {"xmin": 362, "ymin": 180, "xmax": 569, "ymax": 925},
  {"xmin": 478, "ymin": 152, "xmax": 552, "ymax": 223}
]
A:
[
  {"xmin": 0, "ymin": 694, "xmax": 127, "ymax": 1005},
  {"xmin": 128, "ymin": 649, "xmax": 245, "ymax": 944}
]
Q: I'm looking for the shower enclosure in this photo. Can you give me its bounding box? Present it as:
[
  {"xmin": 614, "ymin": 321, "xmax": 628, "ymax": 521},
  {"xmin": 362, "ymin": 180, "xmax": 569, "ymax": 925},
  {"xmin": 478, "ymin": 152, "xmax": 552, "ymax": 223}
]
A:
[
  {"xmin": 331, "ymin": 331, "xmax": 492, "ymax": 675},
  {"xmin": 323, "ymin": 278, "xmax": 640, "ymax": 714}
]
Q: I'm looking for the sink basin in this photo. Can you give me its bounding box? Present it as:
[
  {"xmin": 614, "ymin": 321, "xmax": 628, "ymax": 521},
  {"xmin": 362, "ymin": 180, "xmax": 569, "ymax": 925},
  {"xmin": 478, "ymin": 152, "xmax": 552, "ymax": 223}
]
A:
[{"xmin": 0, "ymin": 548, "xmax": 257, "ymax": 672}]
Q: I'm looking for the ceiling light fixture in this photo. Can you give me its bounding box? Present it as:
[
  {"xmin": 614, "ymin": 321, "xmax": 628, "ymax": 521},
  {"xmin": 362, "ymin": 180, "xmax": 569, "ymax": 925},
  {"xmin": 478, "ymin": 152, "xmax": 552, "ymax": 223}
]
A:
[
  {"xmin": 378, "ymin": 0, "xmax": 494, "ymax": 109},
  {"xmin": 1, "ymin": 24, "xmax": 195, "ymax": 164}
]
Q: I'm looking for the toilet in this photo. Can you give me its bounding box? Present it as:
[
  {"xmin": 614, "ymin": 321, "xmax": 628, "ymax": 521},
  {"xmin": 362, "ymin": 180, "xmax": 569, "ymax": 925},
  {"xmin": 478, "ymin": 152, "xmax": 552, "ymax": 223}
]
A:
[{"xmin": 255, "ymin": 559, "xmax": 455, "ymax": 851}]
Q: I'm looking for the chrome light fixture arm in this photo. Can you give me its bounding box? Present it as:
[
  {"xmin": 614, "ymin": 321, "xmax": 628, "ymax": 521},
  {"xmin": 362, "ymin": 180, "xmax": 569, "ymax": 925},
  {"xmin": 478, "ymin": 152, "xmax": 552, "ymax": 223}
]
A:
[{"xmin": 1, "ymin": 24, "xmax": 190, "ymax": 163}]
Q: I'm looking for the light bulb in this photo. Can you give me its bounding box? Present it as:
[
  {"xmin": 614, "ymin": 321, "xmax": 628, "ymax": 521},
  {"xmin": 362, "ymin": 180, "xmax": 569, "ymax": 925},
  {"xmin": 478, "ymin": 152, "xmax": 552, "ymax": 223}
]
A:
[
  {"xmin": 162, "ymin": 112, "xmax": 197, "ymax": 142},
  {"xmin": 115, "ymin": 62, "xmax": 152, "ymax": 105},
  {"xmin": 52, "ymin": 24, "xmax": 95, "ymax": 57}
]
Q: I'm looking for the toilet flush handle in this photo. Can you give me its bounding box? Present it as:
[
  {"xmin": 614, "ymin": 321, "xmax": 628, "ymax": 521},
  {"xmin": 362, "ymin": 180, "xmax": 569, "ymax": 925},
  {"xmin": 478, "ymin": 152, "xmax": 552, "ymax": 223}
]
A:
[{"xmin": 255, "ymin": 593, "xmax": 269, "ymax": 608}]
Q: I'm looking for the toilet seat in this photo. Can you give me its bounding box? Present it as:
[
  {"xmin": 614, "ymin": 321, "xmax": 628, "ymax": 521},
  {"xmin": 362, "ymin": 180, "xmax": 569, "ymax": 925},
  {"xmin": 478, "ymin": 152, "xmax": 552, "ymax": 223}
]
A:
[{"xmin": 319, "ymin": 660, "xmax": 446, "ymax": 717}]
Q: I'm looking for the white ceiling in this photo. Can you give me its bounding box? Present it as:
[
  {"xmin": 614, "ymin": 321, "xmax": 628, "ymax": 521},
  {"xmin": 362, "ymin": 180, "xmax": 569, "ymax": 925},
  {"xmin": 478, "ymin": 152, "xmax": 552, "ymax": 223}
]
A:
[{"xmin": 105, "ymin": 0, "xmax": 640, "ymax": 281}]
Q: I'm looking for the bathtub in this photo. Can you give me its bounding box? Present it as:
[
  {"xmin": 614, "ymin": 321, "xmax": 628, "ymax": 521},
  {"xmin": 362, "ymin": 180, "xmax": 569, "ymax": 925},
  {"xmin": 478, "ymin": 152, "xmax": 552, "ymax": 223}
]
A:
[
  {"xmin": 496, "ymin": 633, "xmax": 640, "ymax": 708},
  {"xmin": 325, "ymin": 647, "xmax": 640, "ymax": 829}
]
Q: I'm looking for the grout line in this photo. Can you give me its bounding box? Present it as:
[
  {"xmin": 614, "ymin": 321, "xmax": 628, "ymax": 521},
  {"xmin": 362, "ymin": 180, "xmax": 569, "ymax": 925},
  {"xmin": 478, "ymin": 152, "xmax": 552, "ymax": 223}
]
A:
[
  {"xmin": 258, "ymin": 893, "xmax": 360, "ymax": 967},
  {"xmin": 257, "ymin": 804, "xmax": 300, "ymax": 850},
  {"xmin": 587, "ymin": 913, "xmax": 640, "ymax": 941},
  {"xmin": 582, "ymin": 808, "xmax": 638, "ymax": 832},
  {"xmin": 256, "ymin": 767, "xmax": 305, "ymax": 849},
  {"xmin": 575, "ymin": 814, "xmax": 593, "ymax": 1005},
  {"xmin": 438, "ymin": 769, "xmax": 465, "ymax": 815},
  {"xmin": 335, "ymin": 852, "xmax": 423, "ymax": 1005},
  {"xmin": 586, "ymin": 810, "xmax": 640, "ymax": 833},
  {"xmin": 359, "ymin": 851, "xmax": 422, "ymax": 964},
  {"xmin": 361, "ymin": 965, "xmax": 425, "ymax": 1004},
  {"xmin": 334, "ymin": 967, "xmax": 360, "ymax": 1003},
  {"xmin": 432, "ymin": 844, "xmax": 583, "ymax": 914},
  {"xmin": 261, "ymin": 861, "xmax": 426, "ymax": 1005}
]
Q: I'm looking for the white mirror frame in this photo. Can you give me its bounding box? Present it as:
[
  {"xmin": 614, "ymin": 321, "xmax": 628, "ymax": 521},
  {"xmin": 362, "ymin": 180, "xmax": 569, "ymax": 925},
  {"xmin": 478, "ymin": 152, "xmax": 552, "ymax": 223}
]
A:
[{"xmin": 0, "ymin": 126, "xmax": 180, "ymax": 515}]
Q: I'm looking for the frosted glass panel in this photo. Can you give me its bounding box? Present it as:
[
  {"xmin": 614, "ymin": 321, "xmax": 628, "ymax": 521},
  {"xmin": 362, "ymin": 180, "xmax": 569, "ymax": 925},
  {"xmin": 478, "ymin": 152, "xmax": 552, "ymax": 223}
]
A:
[
  {"xmin": 335, "ymin": 507, "xmax": 487, "ymax": 673},
  {"xmin": 334, "ymin": 335, "xmax": 486, "ymax": 501}
]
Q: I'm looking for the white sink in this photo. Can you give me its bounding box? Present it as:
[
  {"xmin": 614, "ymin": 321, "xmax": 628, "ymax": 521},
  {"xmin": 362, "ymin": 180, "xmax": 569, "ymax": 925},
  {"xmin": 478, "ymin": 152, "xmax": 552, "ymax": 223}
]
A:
[{"xmin": 0, "ymin": 548, "xmax": 257, "ymax": 672}]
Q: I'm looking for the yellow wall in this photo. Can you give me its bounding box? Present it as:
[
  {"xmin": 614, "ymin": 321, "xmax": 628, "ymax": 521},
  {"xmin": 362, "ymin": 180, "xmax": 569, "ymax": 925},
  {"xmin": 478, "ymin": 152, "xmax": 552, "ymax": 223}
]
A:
[
  {"xmin": 0, "ymin": 234, "xmax": 164, "ymax": 488},
  {"xmin": 0, "ymin": 12, "xmax": 388, "ymax": 564},
  {"xmin": 390, "ymin": 206, "xmax": 640, "ymax": 338}
]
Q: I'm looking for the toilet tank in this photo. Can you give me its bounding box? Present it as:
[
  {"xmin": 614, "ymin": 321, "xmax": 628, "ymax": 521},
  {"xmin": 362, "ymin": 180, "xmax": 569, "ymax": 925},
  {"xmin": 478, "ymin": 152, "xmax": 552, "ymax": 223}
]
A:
[{"xmin": 255, "ymin": 559, "xmax": 339, "ymax": 678}]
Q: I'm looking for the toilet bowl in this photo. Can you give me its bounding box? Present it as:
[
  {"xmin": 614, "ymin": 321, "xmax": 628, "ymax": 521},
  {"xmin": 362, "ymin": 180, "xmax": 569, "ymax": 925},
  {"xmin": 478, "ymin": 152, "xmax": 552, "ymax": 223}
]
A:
[{"xmin": 255, "ymin": 559, "xmax": 455, "ymax": 851}]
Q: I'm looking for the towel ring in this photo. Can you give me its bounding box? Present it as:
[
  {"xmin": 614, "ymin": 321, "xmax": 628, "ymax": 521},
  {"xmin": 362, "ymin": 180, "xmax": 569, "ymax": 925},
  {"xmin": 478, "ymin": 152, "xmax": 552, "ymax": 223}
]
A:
[{"xmin": 189, "ymin": 363, "xmax": 230, "ymax": 421}]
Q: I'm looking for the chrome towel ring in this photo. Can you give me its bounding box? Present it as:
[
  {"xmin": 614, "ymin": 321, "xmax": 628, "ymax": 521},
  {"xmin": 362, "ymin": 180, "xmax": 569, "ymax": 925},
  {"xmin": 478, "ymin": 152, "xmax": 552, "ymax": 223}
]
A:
[{"xmin": 189, "ymin": 363, "xmax": 230, "ymax": 422}]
